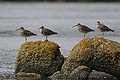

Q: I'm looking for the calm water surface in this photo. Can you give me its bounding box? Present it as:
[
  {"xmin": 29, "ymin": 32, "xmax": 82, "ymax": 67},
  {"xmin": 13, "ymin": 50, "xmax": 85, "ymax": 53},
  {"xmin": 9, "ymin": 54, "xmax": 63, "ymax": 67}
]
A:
[{"xmin": 0, "ymin": 2, "xmax": 120, "ymax": 77}]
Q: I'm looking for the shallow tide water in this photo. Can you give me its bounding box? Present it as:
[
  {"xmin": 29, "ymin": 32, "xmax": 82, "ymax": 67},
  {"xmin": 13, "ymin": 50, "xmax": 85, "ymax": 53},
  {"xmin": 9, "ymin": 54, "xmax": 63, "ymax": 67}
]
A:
[{"xmin": 0, "ymin": 2, "xmax": 120, "ymax": 78}]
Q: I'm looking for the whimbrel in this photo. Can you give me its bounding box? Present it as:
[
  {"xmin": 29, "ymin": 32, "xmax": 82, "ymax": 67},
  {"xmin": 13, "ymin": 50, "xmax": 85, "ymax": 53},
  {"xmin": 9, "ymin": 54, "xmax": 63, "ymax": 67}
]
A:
[
  {"xmin": 97, "ymin": 21, "xmax": 114, "ymax": 38},
  {"xmin": 38, "ymin": 26, "xmax": 58, "ymax": 41},
  {"xmin": 72, "ymin": 23, "xmax": 94, "ymax": 38},
  {"xmin": 16, "ymin": 27, "xmax": 37, "ymax": 42}
]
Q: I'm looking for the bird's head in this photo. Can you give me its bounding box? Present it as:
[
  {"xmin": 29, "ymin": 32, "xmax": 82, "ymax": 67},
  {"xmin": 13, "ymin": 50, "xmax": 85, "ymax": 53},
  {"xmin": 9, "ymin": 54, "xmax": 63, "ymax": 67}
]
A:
[
  {"xmin": 38, "ymin": 26, "xmax": 44, "ymax": 29},
  {"xmin": 72, "ymin": 23, "xmax": 81, "ymax": 28},
  {"xmin": 97, "ymin": 21, "xmax": 102, "ymax": 30},
  {"xmin": 16, "ymin": 27, "xmax": 24, "ymax": 31},
  {"xmin": 97, "ymin": 21, "xmax": 101, "ymax": 25}
]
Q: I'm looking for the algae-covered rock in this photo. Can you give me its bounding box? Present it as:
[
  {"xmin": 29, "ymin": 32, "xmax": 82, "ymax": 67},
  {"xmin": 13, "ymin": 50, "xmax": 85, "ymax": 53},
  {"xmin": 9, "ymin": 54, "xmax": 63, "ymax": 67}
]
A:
[
  {"xmin": 69, "ymin": 65, "xmax": 91, "ymax": 80},
  {"xmin": 49, "ymin": 66, "xmax": 91, "ymax": 80},
  {"xmin": 15, "ymin": 41, "xmax": 64, "ymax": 76},
  {"xmin": 49, "ymin": 71, "xmax": 66, "ymax": 80},
  {"xmin": 15, "ymin": 72, "xmax": 41, "ymax": 80},
  {"xmin": 61, "ymin": 37, "xmax": 120, "ymax": 79},
  {"xmin": 88, "ymin": 70, "xmax": 118, "ymax": 80},
  {"xmin": 0, "ymin": 77, "xmax": 8, "ymax": 80}
]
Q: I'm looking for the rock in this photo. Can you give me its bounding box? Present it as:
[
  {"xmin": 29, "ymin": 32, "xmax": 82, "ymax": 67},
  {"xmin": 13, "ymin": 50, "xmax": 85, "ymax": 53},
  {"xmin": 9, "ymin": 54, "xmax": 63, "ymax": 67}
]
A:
[
  {"xmin": 15, "ymin": 72, "xmax": 41, "ymax": 80},
  {"xmin": 49, "ymin": 66, "xmax": 91, "ymax": 80},
  {"xmin": 69, "ymin": 65, "xmax": 91, "ymax": 80},
  {"xmin": 49, "ymin": 71, "xmax": 67, "ymax": 80},
  {"xmin": 0, "ymin": 77, "xmax": 8, "ymax": 80},
  {"xmin": 15, "ymin": 41, "xmax": 64, "ymax": 76},
  {"xmin": 61, "ymin": 37, "xmax": 120, "ymax": 79},
  {"xmin": 88, "ymin": 70, "xmax": 118, "ymax": 80}
]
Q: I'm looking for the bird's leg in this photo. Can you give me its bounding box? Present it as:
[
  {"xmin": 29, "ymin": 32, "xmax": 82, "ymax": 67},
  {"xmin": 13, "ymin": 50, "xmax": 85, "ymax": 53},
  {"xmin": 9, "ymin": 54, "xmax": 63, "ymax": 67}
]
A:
[
  {"xmin": 84, "ymin": 33, "xmax": 85, "ymax": 38},
  {"xmin": 102, "ymin": 32, "xmax": 104, "ymax": 38},
  {"xmin": 25, "ymin": 37, "xmax": 27, "ymax": 42},
  {"xmin": 45, "ymin": 36, "xmax": 48, "ymax": 41}
]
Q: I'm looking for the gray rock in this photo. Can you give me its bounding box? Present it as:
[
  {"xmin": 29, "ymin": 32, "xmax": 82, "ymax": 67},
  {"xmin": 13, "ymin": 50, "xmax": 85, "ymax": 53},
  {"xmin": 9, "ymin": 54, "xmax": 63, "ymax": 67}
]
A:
[
  {"xmin": 49, "ymin": 66, "xmax": 91, "ymax": 80},
  {"xmin": 88, "ymin": 70, "xmax": 119, "ymax": 80},
  {"xmin": 69, "ymin": 66, "xmax": 91, "ymax": 80},
  {"xmin": 49, "ymin": 71, "xmax": 67, "ymax": 80}
]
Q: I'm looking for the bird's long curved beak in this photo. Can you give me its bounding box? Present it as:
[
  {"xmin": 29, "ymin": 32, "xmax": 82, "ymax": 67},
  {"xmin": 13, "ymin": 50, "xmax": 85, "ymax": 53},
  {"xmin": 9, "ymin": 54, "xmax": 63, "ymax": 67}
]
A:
[
  {"xmin": 16, "ymin": 28, "xmax": 19, "ymax": 31},
  {"xmin": 72, "ymin": 24, "xmax": 78, "ymax": 28}
]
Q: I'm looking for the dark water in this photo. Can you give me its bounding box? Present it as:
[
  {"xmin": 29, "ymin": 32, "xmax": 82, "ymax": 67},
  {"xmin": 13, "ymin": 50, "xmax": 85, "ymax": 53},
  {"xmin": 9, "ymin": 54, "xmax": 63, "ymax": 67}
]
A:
[{"xmin": 0, "ymin": 2, "xmax": 120, "ymax": 78}]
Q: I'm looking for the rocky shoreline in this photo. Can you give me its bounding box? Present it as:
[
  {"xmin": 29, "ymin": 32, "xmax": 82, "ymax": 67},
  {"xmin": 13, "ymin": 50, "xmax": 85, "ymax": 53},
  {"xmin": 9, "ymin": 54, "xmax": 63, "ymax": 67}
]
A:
[{"xmin": 2, "ymin": 37, "xmax": 120, "ymax": 80}]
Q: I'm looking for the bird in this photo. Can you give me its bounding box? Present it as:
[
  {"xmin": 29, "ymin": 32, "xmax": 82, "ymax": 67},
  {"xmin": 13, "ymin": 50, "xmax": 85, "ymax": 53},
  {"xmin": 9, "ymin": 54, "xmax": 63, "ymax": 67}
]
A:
[
  {"xmin": 97, "ymin": 21, "xmax": 114, "ymax": 38},
  {"xmin": 16, "ymin": 27, "xmax": 37, "ymax": 42},
  {"xmin": 72, "ymin": 23, "xmax": 94, "ymax": 38},
  {"xmin": 38, "ymin": 26, "xmax": 58, "ymax": 41}
]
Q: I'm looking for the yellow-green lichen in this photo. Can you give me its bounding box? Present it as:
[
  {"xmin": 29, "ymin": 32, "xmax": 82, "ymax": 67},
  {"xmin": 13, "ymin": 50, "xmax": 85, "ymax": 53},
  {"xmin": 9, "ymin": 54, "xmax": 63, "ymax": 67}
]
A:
[
  {"xmin": 0, "ymin": 78, "xmax": 8, "ymax": 80},
  {"xmin": 16, "ymin": 41, "xmax": 59, "ymax": 64},
  {"xmin": 72, "ymin": 37, "xmax": 92, "ymax": 50},
  {"xmin": 61, "ymin": 37, "xmax": 120, "ymax": 78},
  {"xmin": 15, "ymin": 41, "xmax": 64, "ymax": 75},
  {"xmin": 15, "ymin": 72, "xmax": 41, "ymax": 80}
]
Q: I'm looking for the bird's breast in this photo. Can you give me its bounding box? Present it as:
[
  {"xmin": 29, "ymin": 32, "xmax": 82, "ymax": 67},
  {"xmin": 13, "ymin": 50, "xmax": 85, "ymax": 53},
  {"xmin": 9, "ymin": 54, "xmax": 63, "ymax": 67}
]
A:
[
  {"xmin": 20, "ymin": 31, "xmax": 26, "ymax": 37},
  {"xmin": 78, "ymin": 27, "xmax": 88, "ymax": 33}
]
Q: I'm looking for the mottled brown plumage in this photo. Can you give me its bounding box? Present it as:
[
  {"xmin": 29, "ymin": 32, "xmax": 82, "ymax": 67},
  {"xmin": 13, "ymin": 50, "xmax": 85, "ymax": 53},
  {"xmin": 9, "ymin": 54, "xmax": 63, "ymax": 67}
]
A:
[
  {"xmin": 73, "ymin": 23, "xmax": 94, "ymax": 38},
  {"xmin": 97, "ymin": 21, "xmax": 114, "ymax": 38},
  {"xmin": 16, "ymin": 27, "xmax": 37, "ymax": 42},
  {"xmin": 38, "ymin": 26, "xmax": 58, "ymax": 41}
]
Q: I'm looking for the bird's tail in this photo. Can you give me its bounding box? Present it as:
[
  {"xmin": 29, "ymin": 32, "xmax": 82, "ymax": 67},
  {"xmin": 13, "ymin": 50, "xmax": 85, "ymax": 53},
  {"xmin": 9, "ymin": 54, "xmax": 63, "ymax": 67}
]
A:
[
  {"xmin": 111, "ymin": 30, "xmax": 114, "ymax": 32},
  {"xmin": 33, "ymin": 33, "xmax": 37, "ymax": 36},
  {"xmin": 54, "ymin": 32, "xmax": 58, "ymax": 34},
  {"xmin": 91, "ymin": 29, "xmax": 95, "ymax": 31}
]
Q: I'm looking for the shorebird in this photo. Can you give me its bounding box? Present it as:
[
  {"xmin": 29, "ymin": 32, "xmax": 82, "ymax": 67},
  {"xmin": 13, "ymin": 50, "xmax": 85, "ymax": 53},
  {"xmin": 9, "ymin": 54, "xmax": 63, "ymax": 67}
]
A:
[
  {"xmin": 38, "ymin": 26, "xmax": 58, "ymax": 41},
  {"xmin": 16, "ymin": 27, "xmax": 37, "ymax": 42},
  {"xmin": 97, "ymin": 21, "xmax": 114, "ymax": 38},
  {"xmin": 72, "ymin": 23, "xmax": 94, "ymax": 38}
]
